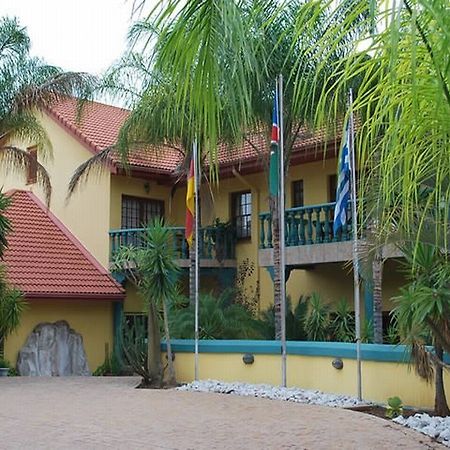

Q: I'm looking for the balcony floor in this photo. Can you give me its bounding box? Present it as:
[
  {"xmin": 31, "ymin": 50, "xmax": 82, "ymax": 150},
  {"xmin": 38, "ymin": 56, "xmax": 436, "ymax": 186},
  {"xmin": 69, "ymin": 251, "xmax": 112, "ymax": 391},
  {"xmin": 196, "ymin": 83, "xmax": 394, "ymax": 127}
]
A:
[{"xmin": 259, "ymin": 241, "xmax": 402, "ymax": 267}]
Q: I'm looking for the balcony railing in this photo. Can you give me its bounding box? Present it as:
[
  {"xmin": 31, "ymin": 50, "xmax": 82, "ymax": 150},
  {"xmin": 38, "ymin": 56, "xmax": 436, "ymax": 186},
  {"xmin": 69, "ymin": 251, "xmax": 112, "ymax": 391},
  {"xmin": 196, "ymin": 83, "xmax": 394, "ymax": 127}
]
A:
[
  {"xmin": 109, "ymin": 226, "xmax": 236, "ymax": 261},
  {"xmin": 259, "ymin": 202, "xmax": 353, "ymax": 248}
]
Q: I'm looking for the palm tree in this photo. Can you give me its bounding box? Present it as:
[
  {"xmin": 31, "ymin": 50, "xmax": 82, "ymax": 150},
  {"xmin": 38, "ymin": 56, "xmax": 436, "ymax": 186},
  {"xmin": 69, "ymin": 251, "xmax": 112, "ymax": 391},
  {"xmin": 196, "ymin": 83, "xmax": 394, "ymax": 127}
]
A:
[
  {"xmin": 393, "ymin": 242, "xmax": 450, "ymax": 416},
  {"xmin": 70, "ymin": 0, "xmax": 368, "ymax": 338},
  {"xmin": 0, "ymin": 17, "xmax": 96, "ymax": 203},
  {"xmin": 113, "ymin": 219, "xmax": 180, "ymax": 387}
]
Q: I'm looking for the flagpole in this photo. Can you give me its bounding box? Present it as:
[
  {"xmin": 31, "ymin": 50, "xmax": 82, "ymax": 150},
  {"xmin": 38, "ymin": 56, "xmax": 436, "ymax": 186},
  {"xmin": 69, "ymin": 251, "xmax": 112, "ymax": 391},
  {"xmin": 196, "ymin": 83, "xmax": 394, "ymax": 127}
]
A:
[
  {"xmin": 193, "ymin": 138, "xmax": 200, "ymax": 381},
  {"xmin": 348, "ymin": 88, "xmax": 362, "ymax": 401},
  {"xmin": 278, "ymin": 74, "xmax": 287, "ymax": 388}
]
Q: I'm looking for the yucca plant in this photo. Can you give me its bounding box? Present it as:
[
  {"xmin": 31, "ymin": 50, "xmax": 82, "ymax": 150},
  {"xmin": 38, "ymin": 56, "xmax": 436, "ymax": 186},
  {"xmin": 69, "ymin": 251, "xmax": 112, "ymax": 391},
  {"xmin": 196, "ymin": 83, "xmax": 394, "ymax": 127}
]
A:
[
  {"xmin": 303, "ymin": 293, "xmax": 331, "ymax": 342},
  {"xmin": 330, "ymin": 298, "xmax": 355, "ymax": 343},
  {"xmin": 113, "ymin": 218, "xmax": 180, "ymax": 387}
]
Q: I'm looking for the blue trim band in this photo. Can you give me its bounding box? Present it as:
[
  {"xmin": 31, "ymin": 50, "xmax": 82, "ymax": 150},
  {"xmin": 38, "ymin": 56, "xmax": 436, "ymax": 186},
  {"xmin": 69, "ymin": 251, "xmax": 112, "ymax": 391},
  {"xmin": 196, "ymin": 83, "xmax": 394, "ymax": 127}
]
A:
[{"xmin": 161, "ymin": 339, "xmax": 450, "ymax": 364}]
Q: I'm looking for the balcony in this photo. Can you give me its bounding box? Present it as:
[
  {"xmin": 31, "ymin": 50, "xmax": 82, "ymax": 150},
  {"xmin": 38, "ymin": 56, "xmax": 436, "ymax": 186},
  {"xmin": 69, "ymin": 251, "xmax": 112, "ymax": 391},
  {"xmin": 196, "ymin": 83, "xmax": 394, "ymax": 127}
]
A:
[
  {"xmin": 109, "ymin": 226, "xmax": 236, "ymax": 268},
  {"xmin": 259, "ymin": 202, "xmax": 354, "ymax": 266},
  {"xmin": 259, "ymin": 202, "xmax": 401, "ymax": 266}
]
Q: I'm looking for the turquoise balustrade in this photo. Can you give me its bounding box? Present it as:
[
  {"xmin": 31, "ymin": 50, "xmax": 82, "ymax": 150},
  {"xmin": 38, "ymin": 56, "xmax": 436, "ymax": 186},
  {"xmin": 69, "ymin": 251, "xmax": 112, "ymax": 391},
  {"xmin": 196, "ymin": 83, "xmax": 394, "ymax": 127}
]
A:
[
  {"xmin": 109, "ymin": 226, "xmax": 236, "ymax": 261},
  {"xmin": 259, "ymin": 202, "xmax": 353, "ymax": 248}
]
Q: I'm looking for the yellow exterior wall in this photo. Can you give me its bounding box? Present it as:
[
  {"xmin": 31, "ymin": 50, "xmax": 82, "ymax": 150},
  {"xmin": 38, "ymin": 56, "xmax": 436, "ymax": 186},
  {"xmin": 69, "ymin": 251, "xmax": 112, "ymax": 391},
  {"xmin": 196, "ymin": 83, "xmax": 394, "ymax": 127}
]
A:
[
  {"xmin": 4, "ymin": 299, "xmax": 114, "ymax": 371},
  {"xmin": 0, "ymin": 112, "xmax": 112, "ymax": 267},
  {"xmin": 171, "ymin": 352, "xmax": 449, "ymax": 409}
]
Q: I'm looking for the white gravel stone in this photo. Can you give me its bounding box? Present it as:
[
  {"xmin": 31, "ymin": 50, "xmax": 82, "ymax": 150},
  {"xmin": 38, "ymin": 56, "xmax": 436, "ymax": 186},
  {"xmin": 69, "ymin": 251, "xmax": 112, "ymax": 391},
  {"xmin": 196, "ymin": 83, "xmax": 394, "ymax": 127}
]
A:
[
  {"xmin": 393, "ymin": 413, "xmax": 450, "ymax": 447},
  {"xmin": 177, "ymin": 379, "xmax": 366, "ymax": 408}
]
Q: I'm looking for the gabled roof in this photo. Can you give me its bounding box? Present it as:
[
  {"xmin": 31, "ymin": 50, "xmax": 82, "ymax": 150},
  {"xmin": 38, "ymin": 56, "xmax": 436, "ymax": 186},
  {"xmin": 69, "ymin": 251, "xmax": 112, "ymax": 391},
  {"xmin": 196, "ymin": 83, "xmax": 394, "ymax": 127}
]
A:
[
  {"xmin": 47, "ymin": 98, "xmax": 340, "ymax": 180},
  {"xmin": 3, "ymin": 190, "xmax": 124, "ymax": 300}
]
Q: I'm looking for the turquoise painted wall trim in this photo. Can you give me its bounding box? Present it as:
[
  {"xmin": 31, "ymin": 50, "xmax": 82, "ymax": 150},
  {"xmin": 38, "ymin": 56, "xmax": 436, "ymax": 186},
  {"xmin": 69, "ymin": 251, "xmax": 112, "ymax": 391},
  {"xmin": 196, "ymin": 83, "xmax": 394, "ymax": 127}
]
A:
[{"xmin": 161, "ymin": 340, "xmax": 450, "ymax": 364}]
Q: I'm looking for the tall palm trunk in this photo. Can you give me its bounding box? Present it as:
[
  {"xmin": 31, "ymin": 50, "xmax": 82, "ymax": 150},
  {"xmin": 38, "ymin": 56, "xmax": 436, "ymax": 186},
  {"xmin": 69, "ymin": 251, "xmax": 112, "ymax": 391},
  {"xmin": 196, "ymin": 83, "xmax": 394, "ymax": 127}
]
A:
[
  {"xmin": 372, "ymin": 247, "xmax": 384, "ymax": 343},
  {"xmin": 147, "ymin": 300, "xmax": 162, "ymax": 386},
  {"xmin": 162, "ymin": 299, "xmax": 177, "ymax": 386},
  {"xmin": 434, "ymin": 343, "xmax": 450, "ymax": 416},
  {"xmin": 270, "ymin": 195, "xmax": 282, "ymax": 339}
]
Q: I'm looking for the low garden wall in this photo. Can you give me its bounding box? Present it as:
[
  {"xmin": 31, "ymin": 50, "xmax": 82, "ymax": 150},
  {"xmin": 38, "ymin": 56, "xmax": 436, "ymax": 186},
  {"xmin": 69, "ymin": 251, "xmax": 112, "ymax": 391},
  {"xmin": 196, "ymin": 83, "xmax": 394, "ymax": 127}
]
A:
[{"xmin": 162, "ymin": 340, "xmax": 450, "ymax": 409}]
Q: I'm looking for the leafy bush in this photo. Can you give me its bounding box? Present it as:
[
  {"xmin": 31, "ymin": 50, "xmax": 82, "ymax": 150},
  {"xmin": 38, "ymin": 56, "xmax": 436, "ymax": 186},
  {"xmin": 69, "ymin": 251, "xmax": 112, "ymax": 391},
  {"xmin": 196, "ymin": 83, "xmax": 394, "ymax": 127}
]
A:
[
  {"xmin": 171, "ymin": 289, "xmax": 261, "ymax": 339},
  {"xmin": 256, "ymin": 296, "xmax": 307, "ymax": 341},
  {"xmin": 386, "ymin": 396, "xmax": 403, "ymax": 418},
  {"xmin": 330, "ymin": 298, "xmax": 355, "ymax": 343},
  {"xmin": 304, "ymin": 293, "xmax": 331, "ymax": 341},
  {"xmin": 361, "ymin": 319, "xmax": 374, "ymax": 343}
]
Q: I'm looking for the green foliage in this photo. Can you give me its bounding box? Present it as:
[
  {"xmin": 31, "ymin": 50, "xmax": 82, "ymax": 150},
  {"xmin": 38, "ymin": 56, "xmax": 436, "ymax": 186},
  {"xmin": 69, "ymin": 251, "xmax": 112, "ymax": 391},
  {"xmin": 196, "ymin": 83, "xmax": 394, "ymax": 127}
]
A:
[
  {"xmin": 256, "ymin": 296, "xmax": 307, "ymax": 341},
  {"xmin": 303, "ymin": 293, "xmax": 331, "ymax": 342},
  {"xmin": 0, "ymin": 17, "xmax": 96, "ymax": 204},
  {"xmin": 384, "ymin": 320, "xmax": 400, "ymax": 345},
  {"xmin": 171, "ymin": 289, "xmax": 261, "ymax": 340},
  {"xmin": 361, "ymin": 319, "xmax": 374, "ymax": 344},
  {"xmin": 93, "ymin": 352, "xmax": 122, "ymax": 376},
  {"xmin": 120, "ymin": 315, "xmax": 151, "ymax": 383},
  {"xmin": 234, "ymin": 258, "xmax": 259, "ymax": 316},
  {"xmin": 386, "ymin": 396, "xmax": 404, "ymax": 419},
  {"xmin": 331, "ymin": 298, "xmax": 355, "ymax": 343},
  {"xmin": 0, "ymin": 265, "xmax": 26, "ymax": 354}
]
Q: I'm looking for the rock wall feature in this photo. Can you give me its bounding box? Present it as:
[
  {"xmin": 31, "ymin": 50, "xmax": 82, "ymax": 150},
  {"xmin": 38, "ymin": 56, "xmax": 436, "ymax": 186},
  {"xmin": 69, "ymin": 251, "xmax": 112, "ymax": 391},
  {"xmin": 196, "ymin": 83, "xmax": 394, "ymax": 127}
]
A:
[{"xmin": 17, "ymin": 321, "xmax": 90, "ymax": 376}]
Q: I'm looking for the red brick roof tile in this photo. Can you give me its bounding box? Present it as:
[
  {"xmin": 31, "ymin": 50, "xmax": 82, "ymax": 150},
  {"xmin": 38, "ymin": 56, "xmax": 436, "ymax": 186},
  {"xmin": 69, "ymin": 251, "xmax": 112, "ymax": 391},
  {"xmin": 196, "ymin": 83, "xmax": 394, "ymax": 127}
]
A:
[
  {"xmin": 47, "ymin": 98, "xmax": 340, "ymax": 178},
  {"xmin": 3, "ymin": 190, "xmax": 124, "ymax": 299}
]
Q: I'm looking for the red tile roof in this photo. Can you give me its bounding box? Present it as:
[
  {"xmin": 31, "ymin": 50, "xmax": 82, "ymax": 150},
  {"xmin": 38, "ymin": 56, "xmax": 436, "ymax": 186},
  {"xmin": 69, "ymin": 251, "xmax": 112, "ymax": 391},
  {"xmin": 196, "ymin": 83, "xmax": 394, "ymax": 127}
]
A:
[
  {"xmin": 47, "ymin": 98, "xmax": 340, "ymax": 178},
  {"xmin": 3, "ymin": 190, "xmax": 124, "ymax": 300}
]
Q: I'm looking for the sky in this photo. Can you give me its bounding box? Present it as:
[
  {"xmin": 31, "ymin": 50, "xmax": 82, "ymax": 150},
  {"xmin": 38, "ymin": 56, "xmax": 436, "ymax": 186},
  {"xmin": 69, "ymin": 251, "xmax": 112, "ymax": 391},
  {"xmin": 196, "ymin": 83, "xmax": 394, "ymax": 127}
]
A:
[{"xmin": 0, "ymin": 0, "xmax": 154, "ymax": 75}]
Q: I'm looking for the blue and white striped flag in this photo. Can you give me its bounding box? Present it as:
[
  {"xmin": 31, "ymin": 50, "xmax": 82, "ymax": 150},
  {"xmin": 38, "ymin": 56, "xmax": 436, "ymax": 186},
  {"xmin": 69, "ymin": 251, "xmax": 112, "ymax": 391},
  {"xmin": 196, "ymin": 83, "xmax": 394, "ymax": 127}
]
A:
[{"xmin": 333, "ymin": 120, "xmax": 351, "ymax": 235}]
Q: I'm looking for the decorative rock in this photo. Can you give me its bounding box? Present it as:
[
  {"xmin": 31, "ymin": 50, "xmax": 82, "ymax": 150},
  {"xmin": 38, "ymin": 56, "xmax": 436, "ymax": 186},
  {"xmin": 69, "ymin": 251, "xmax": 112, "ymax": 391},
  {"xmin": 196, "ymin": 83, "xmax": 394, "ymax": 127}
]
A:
[
  {"xmin": 394, "ymin": 413, "xmax": 450, "ymax": 447},
  {"xmin": 177, "ymin": 380, "xmax": 366, "ymax": 408},
  {"xmin": 17, "ymin": 321, "xmax": 90, "ymax": 376}
]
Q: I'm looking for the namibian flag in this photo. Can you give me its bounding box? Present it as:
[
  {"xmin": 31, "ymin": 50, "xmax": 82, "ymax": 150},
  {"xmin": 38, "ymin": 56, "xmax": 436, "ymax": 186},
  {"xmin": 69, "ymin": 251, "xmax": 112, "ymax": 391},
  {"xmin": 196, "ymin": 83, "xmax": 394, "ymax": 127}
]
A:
[
  {"xmin": 185, "ymin": 157, "xmax": 195, "ymax": 246},
  {"xmin": 269, "ymin": 86, "xmax": 279, "ymax": 197}
]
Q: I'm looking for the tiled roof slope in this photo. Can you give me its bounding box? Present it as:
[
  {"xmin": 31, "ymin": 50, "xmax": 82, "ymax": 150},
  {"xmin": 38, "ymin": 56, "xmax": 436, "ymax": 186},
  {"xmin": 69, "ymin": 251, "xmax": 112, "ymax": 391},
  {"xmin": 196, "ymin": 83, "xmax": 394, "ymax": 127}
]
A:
[
  {"xmin": 3, "ymin": 190, "xmax": 124, "ymax": 299},
  {"xmin": 47, "ymin": 98, "xmax": 339, "ymax": 176}
]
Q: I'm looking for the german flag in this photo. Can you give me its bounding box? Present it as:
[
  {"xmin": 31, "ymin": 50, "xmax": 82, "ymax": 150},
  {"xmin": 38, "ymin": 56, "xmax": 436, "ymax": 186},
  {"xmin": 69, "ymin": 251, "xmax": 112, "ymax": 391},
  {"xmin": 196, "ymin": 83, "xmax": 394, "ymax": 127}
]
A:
[{"xmin": 185, "ymin": 158, "xmax": 195, "ymax": 246}]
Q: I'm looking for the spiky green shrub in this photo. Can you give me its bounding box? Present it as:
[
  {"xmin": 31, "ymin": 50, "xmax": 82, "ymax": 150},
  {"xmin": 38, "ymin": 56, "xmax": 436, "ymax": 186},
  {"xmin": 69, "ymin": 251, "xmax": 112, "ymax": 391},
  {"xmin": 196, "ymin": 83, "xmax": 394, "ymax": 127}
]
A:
[
  {"xmin": 171, "ymin": 289, "xmax": 261, "ymax": 340},
  {"xmin": 303, "ymin": 293, "xmax": 331, "ymax": 342},
  {"xmin": 330, "ymin": 298, "xmax": 355, "ymax": 343}
]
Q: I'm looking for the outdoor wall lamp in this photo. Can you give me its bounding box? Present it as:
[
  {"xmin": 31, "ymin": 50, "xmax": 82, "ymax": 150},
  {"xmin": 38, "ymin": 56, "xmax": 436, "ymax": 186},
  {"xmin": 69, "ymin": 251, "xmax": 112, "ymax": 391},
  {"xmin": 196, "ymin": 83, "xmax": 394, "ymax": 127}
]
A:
[
  {"xmin": 332, "ymin": 358, "xmax": 344, "ymax": 370},
  {"xmin": 242, "ymin": 353, "xmax": 254, "ymax": 365}
]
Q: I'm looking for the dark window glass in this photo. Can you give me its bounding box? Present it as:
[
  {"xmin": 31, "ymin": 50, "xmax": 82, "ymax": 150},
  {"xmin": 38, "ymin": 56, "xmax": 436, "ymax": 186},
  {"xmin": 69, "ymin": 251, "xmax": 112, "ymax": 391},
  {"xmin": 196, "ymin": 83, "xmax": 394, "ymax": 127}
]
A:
[
  {"xmin": 121, "ymin": 195, "xmax": 164, "ymax": 229},
  {"xmin": 329, "ymin": 174, "xmax": 337, "ymax": 203},
  {"xmin": 292, "ymin": 180, "xmax": 304, "ymax": 207},
  {"xmin": 26, "ymin": 147, "xmax": 38, "ymax": 185},
  {"xmin": 232, "ymin": 191, "xmax": 252, "ymax": 239}
]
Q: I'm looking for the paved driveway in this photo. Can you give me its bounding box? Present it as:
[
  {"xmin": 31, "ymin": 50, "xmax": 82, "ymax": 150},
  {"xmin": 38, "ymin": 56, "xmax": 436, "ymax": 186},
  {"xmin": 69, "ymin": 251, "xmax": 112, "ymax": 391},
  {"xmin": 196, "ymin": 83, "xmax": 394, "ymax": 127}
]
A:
[{"xmin": 0, "ymin": 377, "xmax": 443, "ymax": 449}]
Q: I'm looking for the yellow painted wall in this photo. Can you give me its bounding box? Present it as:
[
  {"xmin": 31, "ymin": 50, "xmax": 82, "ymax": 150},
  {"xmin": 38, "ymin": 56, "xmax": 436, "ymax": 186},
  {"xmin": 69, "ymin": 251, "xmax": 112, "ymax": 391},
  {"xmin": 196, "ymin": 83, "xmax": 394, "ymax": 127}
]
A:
[
  {"xmin": 171, "ymin": 352, "xmax": 449, "ymax": 409},
  {"xmin": 0, "ymin": 112, "xmax": 112, "ymax": 267},
  {"xmin": 4, "ymin": 299, "xmax": 114, "ymax": 371}
]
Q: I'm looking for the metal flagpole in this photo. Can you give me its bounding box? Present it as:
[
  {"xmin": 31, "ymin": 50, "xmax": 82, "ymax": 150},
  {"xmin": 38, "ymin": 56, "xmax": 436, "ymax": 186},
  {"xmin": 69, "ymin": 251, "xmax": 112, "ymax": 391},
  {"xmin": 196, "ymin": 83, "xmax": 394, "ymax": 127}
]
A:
[
  {"xmin": 193, "ymin": 138, "xmax": 200, "ymax": 381},
  {"xmin": 348, "ymin": 88, "xmax": 362, "ymax": 400},
  {"xmin": 278, "ymin": 75, "xmax": 287, "ymax": 388}
]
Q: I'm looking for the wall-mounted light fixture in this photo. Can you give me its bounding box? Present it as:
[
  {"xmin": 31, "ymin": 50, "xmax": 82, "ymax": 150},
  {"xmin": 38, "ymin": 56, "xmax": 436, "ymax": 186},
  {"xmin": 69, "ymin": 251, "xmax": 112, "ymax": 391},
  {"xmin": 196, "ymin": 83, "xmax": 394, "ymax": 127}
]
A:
[
  {"xmin": 242, "ymin": 353, "xmax": 254, "ymax": 365},
  {"xmin": 332, "ymin": 358, "xmax": 343, "ymax": 370}
]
